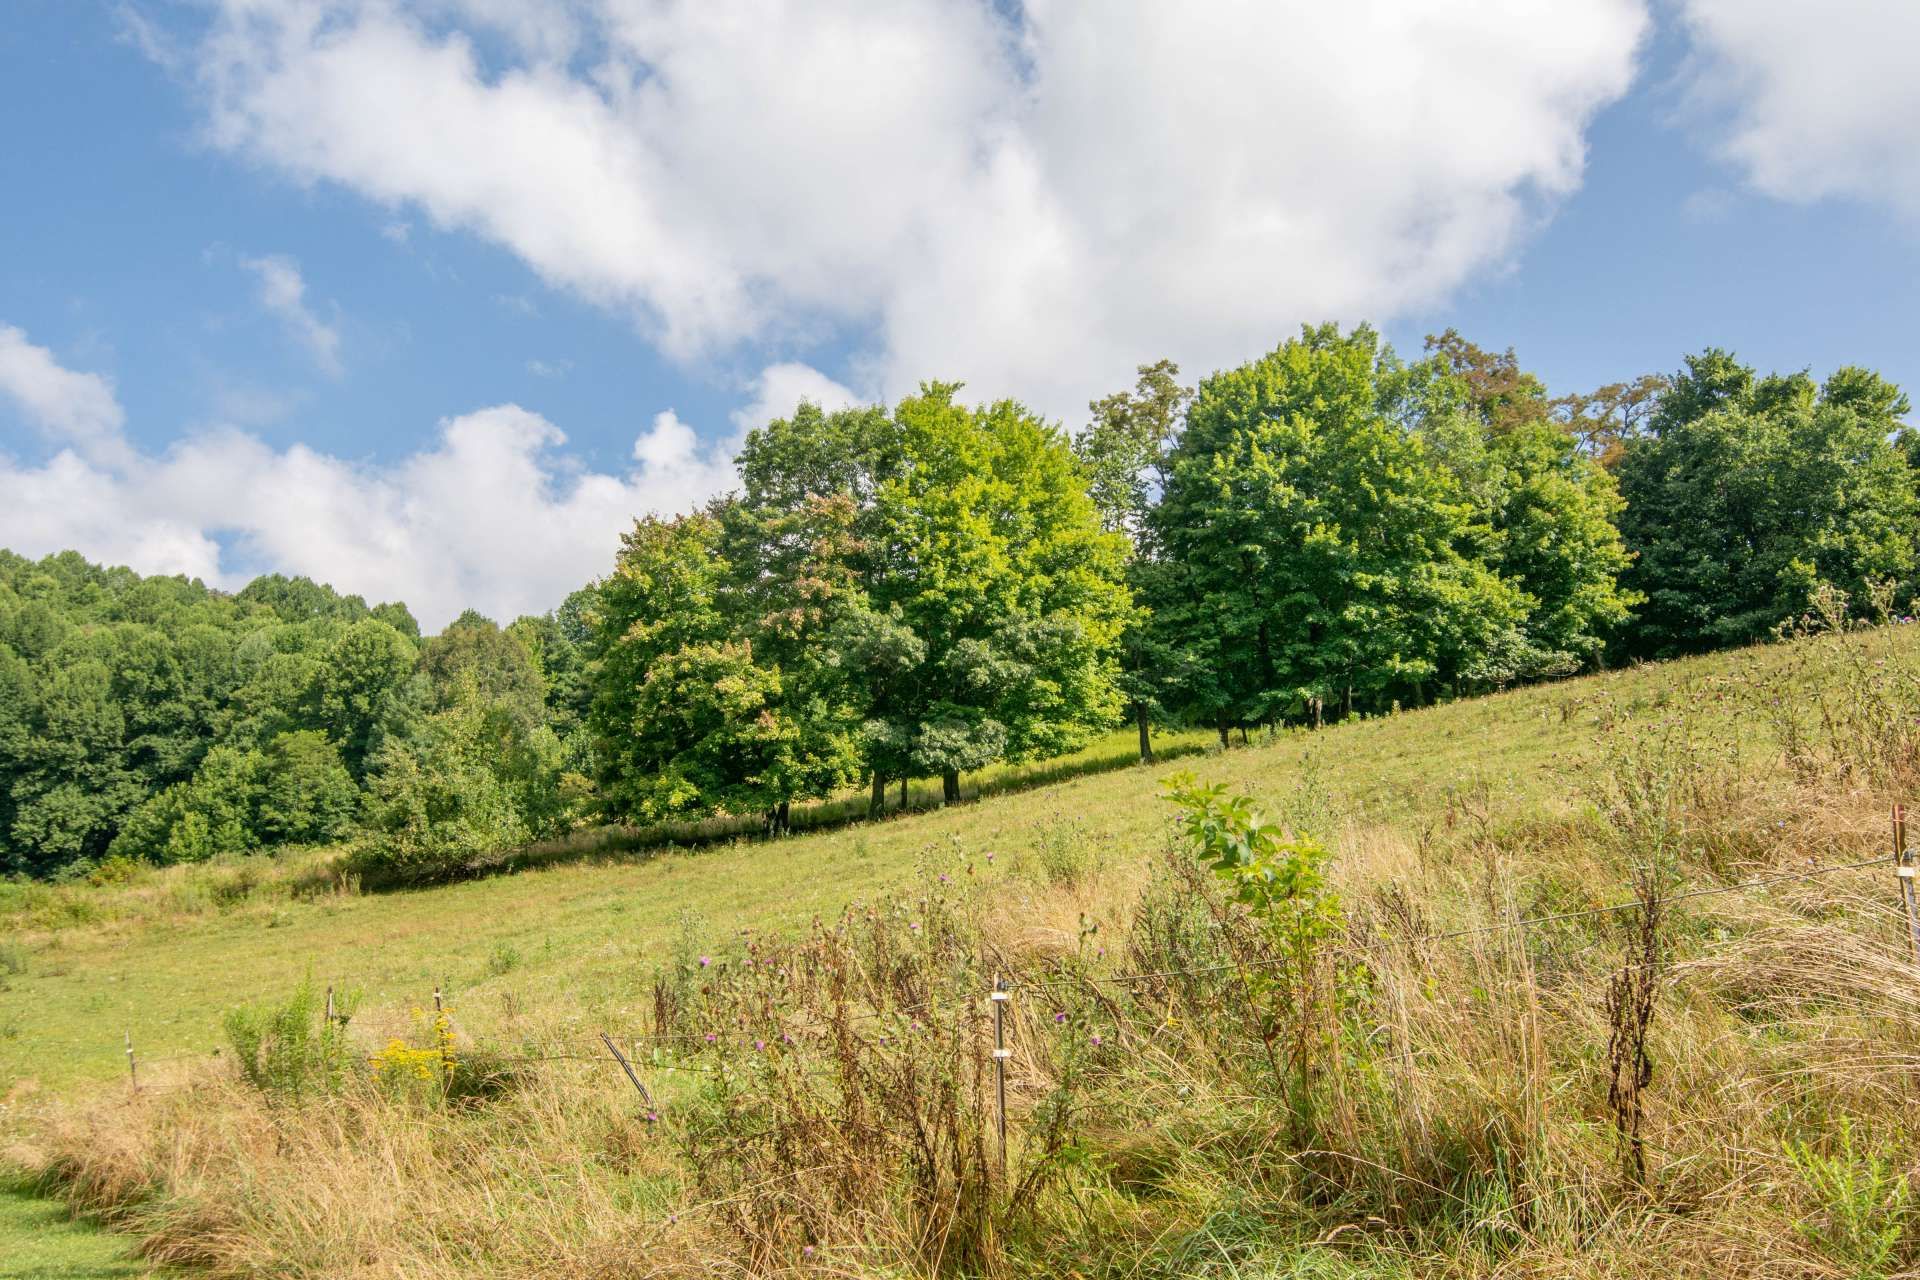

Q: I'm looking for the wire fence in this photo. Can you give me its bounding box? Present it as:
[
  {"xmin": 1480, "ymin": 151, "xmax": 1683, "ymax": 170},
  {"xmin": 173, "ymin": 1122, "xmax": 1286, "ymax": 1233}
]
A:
[{"xmin": 113, "ymin": 814, "xmax": 1920, "ymax": 1102}]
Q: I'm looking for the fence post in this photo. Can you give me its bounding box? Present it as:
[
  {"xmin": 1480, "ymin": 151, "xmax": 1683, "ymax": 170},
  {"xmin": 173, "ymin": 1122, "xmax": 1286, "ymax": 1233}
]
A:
[
  {"xmin": 124, "ymin": 1030, "xmax": 137, "ymax": 1093},
  {"xmin": 325, "ymin": 984, "xmax": 335, "ymax": 1025},
  {"xmin": 990, "ymin": 975, "xmax": 1010, "ymax": 1183},
  {"xmin": 1896, "ymin": 804, "xmax": 1920, "ymax": 964},
  {"xmin": 433, "ymin": 986, "xmax": 452, "ymax": 1093},
  {"xmin": 600, "ymin": 1032, "xmax": 655, "ymax": 1112}
]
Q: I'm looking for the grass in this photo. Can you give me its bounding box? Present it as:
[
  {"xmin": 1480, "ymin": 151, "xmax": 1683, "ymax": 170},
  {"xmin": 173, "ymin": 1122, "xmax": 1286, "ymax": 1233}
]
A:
[
  {"xmin": 6, "ymin": 621, "xmax": 1920, "ymax": 1275},
  {"xmin": 0, "ymin": 1179, "xmax": 165, "ymax": 1279}
]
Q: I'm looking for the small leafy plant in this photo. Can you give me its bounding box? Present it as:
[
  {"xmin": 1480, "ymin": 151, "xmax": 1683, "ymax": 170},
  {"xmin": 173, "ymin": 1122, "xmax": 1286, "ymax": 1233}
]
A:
[
  {"xmin": 1163, "ymin": 773, "xmax": 1345, "ymax": 1131},
  {"xmin": 1784, "ymin": 1120, "xmax": 1915, "ymax": 1280},
  {"xmin": 223, "ymin": 978, "xmax": 357, "ymax": 1102}
]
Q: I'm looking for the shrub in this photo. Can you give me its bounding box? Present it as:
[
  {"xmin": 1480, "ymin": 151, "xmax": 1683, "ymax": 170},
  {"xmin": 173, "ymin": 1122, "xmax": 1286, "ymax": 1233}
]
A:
[
  {"xmin": 223, "ymin": 978, "xmax": 357, "ymax": 1102},
  {"xmin": 1163, "ymin": 773, "xmax": 1346, "ymax": 1133},
  {"xmin": 1784, "ymin": 1120, "xmax": 1916, "ymax": 1280}
]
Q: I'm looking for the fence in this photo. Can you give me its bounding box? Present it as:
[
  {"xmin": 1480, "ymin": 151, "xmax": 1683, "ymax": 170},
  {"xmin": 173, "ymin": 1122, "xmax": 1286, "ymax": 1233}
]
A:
[{"xmin": 117, "ymin": 803, "xmax": 1920, "ymax": 1183}]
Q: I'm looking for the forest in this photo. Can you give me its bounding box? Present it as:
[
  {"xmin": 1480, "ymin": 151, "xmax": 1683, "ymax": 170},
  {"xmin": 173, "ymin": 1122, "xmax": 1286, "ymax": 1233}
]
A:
[{"xmin": 2, "ymin": 325, "xmax": 1914, "ymax": 882}]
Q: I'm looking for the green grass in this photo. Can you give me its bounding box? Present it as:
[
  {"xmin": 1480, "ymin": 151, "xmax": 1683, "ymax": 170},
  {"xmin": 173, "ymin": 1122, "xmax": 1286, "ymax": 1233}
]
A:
[
  {"xmin": 0, "ymin": 1182, "xmax": 163, "ymax": 1279},
  {"xmin": 0, "ymin": 642, "xmax": 1773, "ymax": 1096}
]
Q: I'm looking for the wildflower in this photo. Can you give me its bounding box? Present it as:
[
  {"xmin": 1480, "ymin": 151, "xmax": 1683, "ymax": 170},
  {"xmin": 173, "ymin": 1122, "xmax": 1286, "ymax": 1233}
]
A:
[
  {"xmin": 699, "ymin": 955, "xmax": 711, "ymax": 968},
  {"xmin": 1091, "ymin": 1034, "xmax": 1103, "ymax": 1046},
  {"xmin": 938, "ymin": 873, "xmax": 948, "ymax": 883},
  {"xmin": 1054, "ymin": 1012, "xmax": 1066, "ymax": 1024},
  {"xmin": 754, "ymin": 1039, "xmax": 766, "ymax": 1052},
  {"xmin": 910, "ymin": 921, "xmax": 920, "ymax": 932},
  {"xmin": 804, "ymin": 1245, "xmax": 815, "ymax": 1257},
  {"xmin": 705, "ymin": 1032, "xmax": 717, "ymax": 1043},
  {"xmin": 645, "ymin": 1110, "xmax": 659, "ymax": 1123}
]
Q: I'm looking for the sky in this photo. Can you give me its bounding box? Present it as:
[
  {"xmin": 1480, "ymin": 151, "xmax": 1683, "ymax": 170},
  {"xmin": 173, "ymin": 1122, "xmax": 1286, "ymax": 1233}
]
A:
[{"xmin": 2, "ymin": 0, "xmax": 1917, "ymax": 630}]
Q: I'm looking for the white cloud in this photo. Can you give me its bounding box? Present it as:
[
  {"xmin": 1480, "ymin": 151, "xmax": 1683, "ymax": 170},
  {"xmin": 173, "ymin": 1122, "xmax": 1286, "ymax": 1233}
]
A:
[
  {"xmin": 1679, "ymin": 0, "xmax": 1920, "ymax": 219},
  {"xmin": 171, "ymin": 0, "xmax": 1646, "ymax": 420},
  {"xmin": 731, "ymin": 361, "xmax": 862, "ymax": 433},
  {"xmin": 240, "ymin": 253, "xmax": 343, "ymax": 377},
  {"xmin": 0, "ymin": 325, "xmax": 740, "ymax": 629},
  {"xmin": 0, "ymin": 325, "xmax": 132, "ymax": 468},
  {"xmin": 525, "ymin": 357, "xmax": 572, "ymax": 378}
]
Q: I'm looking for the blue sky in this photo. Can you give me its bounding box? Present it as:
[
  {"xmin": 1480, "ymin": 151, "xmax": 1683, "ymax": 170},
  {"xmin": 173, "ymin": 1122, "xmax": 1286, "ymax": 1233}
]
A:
[{"xmin": 2, "ymin": 0, "xmax": 1916, "ymax": 627}]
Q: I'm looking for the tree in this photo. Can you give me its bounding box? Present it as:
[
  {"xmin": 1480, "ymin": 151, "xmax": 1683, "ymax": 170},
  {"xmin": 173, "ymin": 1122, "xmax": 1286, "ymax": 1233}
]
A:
[
  {"xmin": 1618, "ymin": 353, "xmax": 1919, "ymax": 656},
  {"xmin": 254, "ymin": 731, "xmax": 357, "ymax": 845},
  {"xmin": 1551, "ymin": 374, "xmax": 1669, "ymax": 468},
  {"xmin": 728, "ymin": 386, "xmax": 1133, "ymax": 806},
  {"xmin": 316, "ymin": 619, "xmax": 421, "ymax": 779},
  {"xmin": 1413, "ymin": 334, "xmax": 1639, "ymax": 675},
  {"xmin": 1152, "ymin": 324, "xmax": 1526, "ymax": 728},
  {"xmin": 1075, "ymin": 360, "xmax": 1194, "ymax": 761},
  {"xmin": 420, "ymin": 609, "xmax": 546, "ymax": 729}
]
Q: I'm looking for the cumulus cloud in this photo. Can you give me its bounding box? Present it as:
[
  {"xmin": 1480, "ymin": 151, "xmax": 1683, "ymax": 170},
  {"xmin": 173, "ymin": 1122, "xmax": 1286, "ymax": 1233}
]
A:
[
  {"xmin": 0, "ymin": 324, "xmax": 741, "ymax": 628},
  {"xmin": 168, "ymin": 0, "xmax": 1647, "ymax": 420},
  {"xmin": 0, "ymin": 325, "xmax": 132, "ymax": 468},
  {"xmin": 1677, "ymin": 1, "xmax": 1920, "ymax": 219},
  {"xmin": 241, "ymin": 253, "xmax": 343, "ymax": 376},
  {"xmin": 731, "ymin": 362, "xmax": 862, "ymax": 433}
]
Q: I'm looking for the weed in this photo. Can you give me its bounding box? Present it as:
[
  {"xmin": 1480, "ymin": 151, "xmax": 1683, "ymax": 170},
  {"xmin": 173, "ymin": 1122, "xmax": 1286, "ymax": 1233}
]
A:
[
  {"xmin": 485, "ymin": 940, "xmax": 521, "ymax": 976},
  {"xmin": 223, "ymin": 978, "xmax": 358, "ymax": 1102},
  {"xmin": 1784, "ymin": 1120, "xmax": 1915, "ymax": 1279}
]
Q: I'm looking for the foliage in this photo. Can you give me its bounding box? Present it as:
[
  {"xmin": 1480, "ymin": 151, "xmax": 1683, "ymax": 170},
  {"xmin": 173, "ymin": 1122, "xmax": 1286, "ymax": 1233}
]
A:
[
  {"xmin": 1783, "ymin": 1121, "xmax": 1915, "ymax": 1280},
  {"xmin": 1153, "ymin": 324, "xmax": 1529, "ymax": 727},
  {"xmin": 1618, "ymin": 351, "xmax": 1919, "ymax": 656},
  {"xmin": 223, "ymin": 978, "xmax": 357, "ymax": 1102},
  {"xmin": 1163, "ymin": 772, "xmax": 1345, "ymax": 1126}
]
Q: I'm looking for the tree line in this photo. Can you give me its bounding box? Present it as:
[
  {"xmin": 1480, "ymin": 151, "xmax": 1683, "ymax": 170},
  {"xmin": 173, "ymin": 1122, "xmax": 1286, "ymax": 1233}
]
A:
[{"xmin": 2, "ymin": 325, "xmax": 1913, "ymax": 880}]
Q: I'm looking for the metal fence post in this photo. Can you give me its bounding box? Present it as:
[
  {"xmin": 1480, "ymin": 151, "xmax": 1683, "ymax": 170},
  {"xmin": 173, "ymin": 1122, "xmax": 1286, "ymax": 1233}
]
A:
[
  {"xmin": 991, "ymin": 975, "xmax": 1010, "ymax": 1182},
  {"xmin": 1896, "ymin": 804, "xmax": 1920, "ymax": 963}
]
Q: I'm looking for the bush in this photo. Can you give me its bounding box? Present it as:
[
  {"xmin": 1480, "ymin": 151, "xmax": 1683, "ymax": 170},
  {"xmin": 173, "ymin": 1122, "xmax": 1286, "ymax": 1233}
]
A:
[{"xmin": 223, "ymin": 978, "xmax": 356, "ymax": 1102}]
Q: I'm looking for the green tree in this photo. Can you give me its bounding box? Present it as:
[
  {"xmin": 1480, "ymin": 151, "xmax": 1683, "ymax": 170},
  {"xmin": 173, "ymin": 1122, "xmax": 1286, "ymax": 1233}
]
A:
[
  {"xmin": 1414, "ymin": 334, "xmax": 1639, "ymax": 676},
  {"xmin": 254, "ymin": 730, "xmax": 357, "ymax": 845},
  {"xmin": 1075, "ymin": 360, "xmax": 1194, "ymax": 761},
  {"xmin": 1152, "ymin": 324, "xmax": 1526, "ymax": 728},
  {"xmin": 316, "ymin": 619, "xmax": 421, "ymax": 779},
  {"xmin": 731, "ymin": 385, "xmax": 1132, "ymax": 806},
  {"xmin": 1618, "ymin": 354, "xmax": 1919, "ymax": 656}
]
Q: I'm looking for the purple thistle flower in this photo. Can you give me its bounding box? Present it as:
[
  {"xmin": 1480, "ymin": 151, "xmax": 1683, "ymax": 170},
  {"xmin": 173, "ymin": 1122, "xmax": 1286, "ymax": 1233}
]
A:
[
  {"xmin": 704, "ymin": 1032, "xmax": 717, "ymax": 1043},
  {"xmin": 1054, "ymin": 1012, "xmax": 1066, "ymax": 1024},
  {"xmin": 754, "ymin": 1039, "xmax": 766, "ymax": 1052},
  {"xmin": 1090, "ymin": 1034, "xmax": 1102, "ymax": 1046},
  {"xmin": 698, "ymin": 955, "xmax": 711, "ymax": 968}
]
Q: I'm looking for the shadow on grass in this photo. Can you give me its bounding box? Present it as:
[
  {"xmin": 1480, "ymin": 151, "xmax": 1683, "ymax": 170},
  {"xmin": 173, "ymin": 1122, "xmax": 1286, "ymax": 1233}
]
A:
[{"xmin": 449, "ymin": 733, "xmax": 1218, "ymax": 885}]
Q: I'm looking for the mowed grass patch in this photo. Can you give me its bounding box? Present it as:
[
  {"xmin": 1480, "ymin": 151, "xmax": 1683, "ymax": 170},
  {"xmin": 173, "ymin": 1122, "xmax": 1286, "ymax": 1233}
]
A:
[
  {"xmin": 0, "ymin": 631, "xmax": 1882, "ymax": 1095},
  {"xmin": 0, "ymin": 1181, "xmax": 167, "ymax": 1279}
]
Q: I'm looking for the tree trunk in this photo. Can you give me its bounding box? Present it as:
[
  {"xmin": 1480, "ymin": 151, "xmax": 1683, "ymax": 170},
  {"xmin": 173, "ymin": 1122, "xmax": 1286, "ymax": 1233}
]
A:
[
  {"xmin": 869, "ymin": 771, "xmax": 886, "ymax": 819},
  {"xmin": 1135, "ymin": 700, "xmax": 1153, "ymax": 763},
  {"xmin": 1312, "ymin": 696, "xmax": 1323, "ymax": 730},
  {"xmin": 942, "ymin": 768, "xmax": 960, "ymax": 805},
  {"xmin": 1217, "ymin": 718, "xmax": 1230, "ymax": 750},
  {"xmin": 776, "ymin": 800, "xmax": 790, "ymax": 834},
  {"xmin": 899, "ymin": 777, "xmax": 908, "ymax": 808},
  {"xmin": 1238, "ymin": 725, "xmax": 1248, "ymax": 746}
]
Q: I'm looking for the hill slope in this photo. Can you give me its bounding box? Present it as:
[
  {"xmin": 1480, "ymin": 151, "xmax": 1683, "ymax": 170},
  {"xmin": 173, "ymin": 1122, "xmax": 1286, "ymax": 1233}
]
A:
[{"xmin": 6, "ymin": 623, "xmax": 1920, "ymax": 1278}]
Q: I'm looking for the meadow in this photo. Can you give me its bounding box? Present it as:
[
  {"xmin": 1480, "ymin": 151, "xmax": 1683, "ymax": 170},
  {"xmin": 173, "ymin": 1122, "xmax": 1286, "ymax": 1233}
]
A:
[{"xmin": 5, "ymin": 619, "xmax": 1920, "ymax": 1277}]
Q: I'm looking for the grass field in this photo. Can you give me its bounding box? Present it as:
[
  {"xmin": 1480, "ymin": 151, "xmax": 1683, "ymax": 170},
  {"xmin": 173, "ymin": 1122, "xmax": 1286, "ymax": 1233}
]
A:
[
  {"xmin": 0, "ymin": 1181, "xmax": 163, "ymax": 1279},
  {"xmin": 5, "ymin": 622, "xmax": 1920, "ymax": 1276}
]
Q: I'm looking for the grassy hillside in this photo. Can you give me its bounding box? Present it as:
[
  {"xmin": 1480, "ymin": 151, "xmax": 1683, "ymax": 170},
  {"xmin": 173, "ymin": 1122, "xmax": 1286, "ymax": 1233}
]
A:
[{"xmin": 6, "ymin": 622, "xmax": 1920, "ymax": 1277}]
